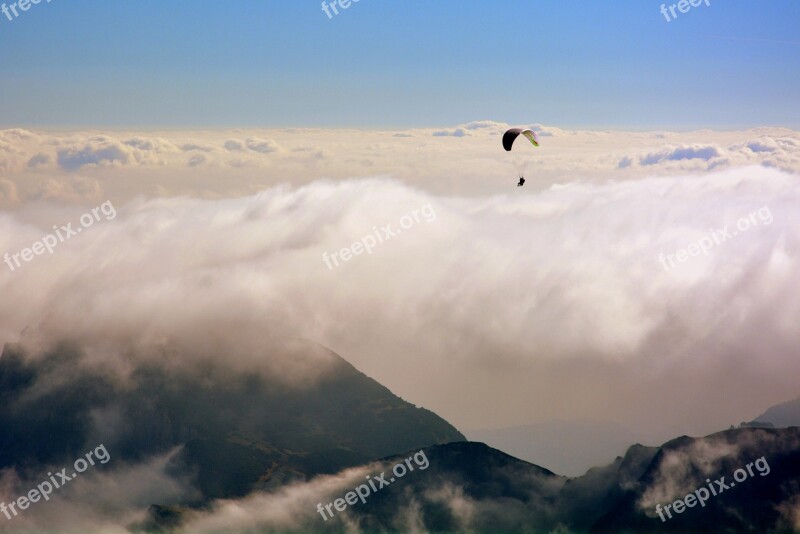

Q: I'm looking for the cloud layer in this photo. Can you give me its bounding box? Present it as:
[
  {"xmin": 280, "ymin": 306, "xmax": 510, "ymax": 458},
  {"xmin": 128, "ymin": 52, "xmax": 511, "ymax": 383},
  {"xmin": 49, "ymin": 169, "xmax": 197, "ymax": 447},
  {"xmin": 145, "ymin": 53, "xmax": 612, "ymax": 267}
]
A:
[
  {"xmin": 1, "ymin": 124, "xmax": 799, "ymax": 206},
  {"xmin": 1, "ymin": 159, "xmax": 798, "ymax": 442}
]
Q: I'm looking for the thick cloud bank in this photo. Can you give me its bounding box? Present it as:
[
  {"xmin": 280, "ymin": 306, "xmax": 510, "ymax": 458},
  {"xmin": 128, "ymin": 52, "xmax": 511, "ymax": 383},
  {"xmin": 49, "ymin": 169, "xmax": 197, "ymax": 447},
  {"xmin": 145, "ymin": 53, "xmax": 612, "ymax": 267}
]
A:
[{"xmin": 1, "ymin": 164, "xmax": 798, "ymax": 439}]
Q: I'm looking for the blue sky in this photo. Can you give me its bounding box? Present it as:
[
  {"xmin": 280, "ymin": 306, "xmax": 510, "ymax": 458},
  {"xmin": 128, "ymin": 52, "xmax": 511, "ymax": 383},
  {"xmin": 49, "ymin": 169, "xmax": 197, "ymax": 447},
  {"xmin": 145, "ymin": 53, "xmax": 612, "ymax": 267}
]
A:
[{"xmin": 0, "ymin": 0, "xmax": 798, "ymax": 128}]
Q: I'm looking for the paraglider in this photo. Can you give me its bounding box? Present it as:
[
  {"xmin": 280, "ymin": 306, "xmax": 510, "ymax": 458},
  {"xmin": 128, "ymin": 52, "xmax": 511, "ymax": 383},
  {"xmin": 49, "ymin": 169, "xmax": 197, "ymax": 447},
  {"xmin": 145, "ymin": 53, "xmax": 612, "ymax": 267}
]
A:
[
  {"xmin": 502, "ymin": 128, "xmax": 540, "ymax": 152},
  {"xmin": 503, "ymin": 128, "xmax": 540, "ymax": 187}
]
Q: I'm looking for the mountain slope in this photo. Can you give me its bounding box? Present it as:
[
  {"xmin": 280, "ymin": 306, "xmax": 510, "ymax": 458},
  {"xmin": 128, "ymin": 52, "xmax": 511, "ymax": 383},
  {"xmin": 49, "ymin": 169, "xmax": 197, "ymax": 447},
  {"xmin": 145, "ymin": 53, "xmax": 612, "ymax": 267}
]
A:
[
  {"xmin": 592, "ymin": 427, "xmax": 800, "ymax": 532},
  {"xmin": 362, "ymin": 428, "xmax": 800, "ymax": 533},
  {"xmin": 149, "ymin": 428, "xmax": 800, "ymax": 532},
  {"xmin": 753, "ymin": 395, "xmax": 800, "ymax": 428},
  {"xmin": 0, "ymin": 340, "xmax": 465, "ymax": 502}
]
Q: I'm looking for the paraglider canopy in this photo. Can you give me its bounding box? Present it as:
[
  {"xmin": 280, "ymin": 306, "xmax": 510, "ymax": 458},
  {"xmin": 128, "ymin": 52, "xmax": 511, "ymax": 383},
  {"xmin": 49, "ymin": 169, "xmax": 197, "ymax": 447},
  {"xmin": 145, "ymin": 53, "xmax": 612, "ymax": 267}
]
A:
[{"xmin": 503, "ymin": 128, "xmax": 540, "ymax": 151}]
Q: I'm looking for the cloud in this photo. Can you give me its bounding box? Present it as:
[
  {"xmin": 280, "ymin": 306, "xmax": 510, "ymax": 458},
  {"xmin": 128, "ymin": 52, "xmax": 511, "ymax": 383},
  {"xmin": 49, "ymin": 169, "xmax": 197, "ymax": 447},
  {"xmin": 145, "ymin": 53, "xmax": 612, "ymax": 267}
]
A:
[
  {"xmin": 188, "ymin": 154, "xmax": 206, "ymax": 167},
  {"xmin": 0, "ymin": 163, "xmax": 799, "ymax": 442},
  {"xmin": 776, "ymin": 138, "xmax": 799, "ymax": 150},
  {"xmin": 776, "ymin": 495, "xmax": 800, "ymax": 531},
  {"xmin": 245, "ymin": 137, "xmax": 280, "ymax": 154},
  {"xmin": 27, "ymin": 153, "xmax": 50, "ymax": 168},
  {"xmin": 461, "ymin": 120, "xmax": 509, "ymax": 133},
  {"xmin": 31, "ymin": 176, "xmax": 104, "ymax": 203},
  {"xmin": 222, "ymin": 137, "xmax": 281, "ymax": 154},
  {"xmin": 122, "ymin": 137, "xmax": 178, "ymax": 152},
  {"xmin": 1, "ymin": 128, "xmax": 39, "ymax": 141},
  {"xmin": 177, "ymin": 464, "xmax": 371, "ymax": 532},
  {"xmin": 223, "ymin": 139, "xmax": 245, "ymax": 151},
  {"xmin": 639, "ymin": 144, "xmax": 724, "ymax": 165},
  {"xmin": 0, "ymin": 448, "xmax": 195, "ymax": 533},
  {"xmin": 0, "ymin": 178, "xmax": 18, "ymax": 207},
  {"xmin": 57, "ymin": 139, "xmax": 132, "ymax": 170},
  {"xmin": 1, "ymin": 124, "xmax": 799, "ymax": 439},
  {"xmin": 2, "ymin": 126, "xmax": 799, "ymax": 205},
  {"xmin": 744, "ymin": 137, "xmax": 781, "ymax": 153},
  {"xmin": 529, "ymin": 123, "xmax": 555, "ymax": 137},
  {"xmin": 180, "ymin": 143, "xmax": 215, "ymax": 152},
  {"xmin": 177, "ymin": 443, "xmax": 569, "ymax": 532},
  {"xmin": 432, "ymin": 128, "xmax": 470, "ymax": 137}
]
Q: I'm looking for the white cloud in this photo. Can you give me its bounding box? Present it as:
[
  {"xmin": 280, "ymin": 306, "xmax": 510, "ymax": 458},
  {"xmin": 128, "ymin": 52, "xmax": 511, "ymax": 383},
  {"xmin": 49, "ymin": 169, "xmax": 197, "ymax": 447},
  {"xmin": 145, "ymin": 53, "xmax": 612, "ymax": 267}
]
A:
[
  {"xmin": 744, "ymin": 137, "xmax": 781, "ymax": 153},
  {"xmin": 27, "ymin": 153, "xmax": 50, "ymax": 168},
  {"xmin": 188, "ymin": 154, "xmax": 206, "ymax": 167},
  {"xmin": 223, "ymin": 139, "xmax": 245, "ymax": 151},
  {"xmin": 57, "ymin": 139, "xmax": 132, "ymax": 170},
  {"xmin": 0, "ymin": 448, "xmax": 194, "ymax": 533},
  {"xmin": 245, "ymin": 137, "xmax": 280, "ymax": 154},
  {"xmin": 0, "ymin": 161, "xmax": 798, "ymax": 441},
  {"xmin": 180, "ymin": 143, "xmax": 215, "ymax": 152},
  {"xmin": 1, "ymin": 124, "xmax": 800, "ymax": 439},
  {"xmin": 432, "ymin": 128, "xmax": 470, "ymax": 137},
  {"xmin": 0, "ymin": 178, "xmax": 18, "ymax": 207},
  {"xmin": 177, "ymin": 465, "xmax": 371, "ymax": 532},
  {"xmin": 639, "ymin": 144, "xmax": 724, "ymax": 165},
  {"xmin": 1, "ymin": 125, "xmax": 798, "ymax": 204}
]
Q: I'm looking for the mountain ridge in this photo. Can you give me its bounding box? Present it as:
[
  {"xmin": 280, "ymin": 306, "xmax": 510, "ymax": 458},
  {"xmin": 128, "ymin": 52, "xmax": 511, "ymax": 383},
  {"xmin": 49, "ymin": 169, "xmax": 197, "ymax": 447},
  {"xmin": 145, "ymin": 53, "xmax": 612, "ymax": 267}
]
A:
[{"xmin": 0, "ymin": 339, "xmax": 465, "ymax": 502}]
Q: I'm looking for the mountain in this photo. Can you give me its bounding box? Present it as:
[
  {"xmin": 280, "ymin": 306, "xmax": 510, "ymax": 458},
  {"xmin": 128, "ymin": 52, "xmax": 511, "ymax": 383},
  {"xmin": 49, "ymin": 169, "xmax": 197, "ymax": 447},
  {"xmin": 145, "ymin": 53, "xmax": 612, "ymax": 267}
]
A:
[
  {"xmin": 363, "ymin": 428, "xmax": 800, "ymax": 532},
  {"xmin": 0, "ymin": 340, "xmax": 465, "ymax": 503},
  {"xmin": 5, "ymin": 339, "xmax": 799, "ymax": 533},
  {"xmin": 148, "ymin": 428, "xmax": 800, "ymax": 532},
  {"xmin": 591, "ymin": 427, "xmax": 800, "ymax": 533},
  {"xmin": 467, "ymin": 419, "xmax": 642, "ymax": 477},
  {"xmin": 752, "ymin": 395, "xmax": 800, "ymax": 428}
]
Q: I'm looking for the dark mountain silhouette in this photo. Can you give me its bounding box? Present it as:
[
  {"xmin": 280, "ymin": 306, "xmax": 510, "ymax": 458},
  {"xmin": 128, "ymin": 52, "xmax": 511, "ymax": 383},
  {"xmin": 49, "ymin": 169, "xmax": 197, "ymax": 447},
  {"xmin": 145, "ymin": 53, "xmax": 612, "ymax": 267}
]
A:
[
  {"xmin": 339, "ymin": 428, "xmax": 800, "ymax": 532},
  {"xmin": 590, "ymin": 427, "xmax": 800, "ymax": 533},
  {"xmin": 143, "ymin": 428, "xmax": 800, "ymax": 532},
  {"xmin": 332, "ymin": 428, "xmax": 800, "ymax": 533},
  {"xmin": 0, "ymin": 340, "xmax": 465, "ymax": 502},
  {"xmin": 5, "ymin": 339, "xmax": 800, "ymax": 533}
]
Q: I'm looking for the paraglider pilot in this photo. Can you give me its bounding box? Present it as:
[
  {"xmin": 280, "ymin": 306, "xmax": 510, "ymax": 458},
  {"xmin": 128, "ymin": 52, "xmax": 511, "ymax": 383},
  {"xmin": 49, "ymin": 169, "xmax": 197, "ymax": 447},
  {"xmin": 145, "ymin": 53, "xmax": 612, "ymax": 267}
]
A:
[{"xmin": 503, "ymin": 128, "xmax": 538, "ymax": 188}]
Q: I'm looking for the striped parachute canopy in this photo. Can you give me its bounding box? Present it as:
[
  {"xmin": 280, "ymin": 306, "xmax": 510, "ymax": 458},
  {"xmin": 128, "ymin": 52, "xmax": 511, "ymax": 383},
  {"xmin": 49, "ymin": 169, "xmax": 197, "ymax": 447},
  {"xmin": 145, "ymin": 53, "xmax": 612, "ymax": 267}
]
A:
[{"xmin": 502, "ymin": 128, "xmax": 540, "ymax": 151}]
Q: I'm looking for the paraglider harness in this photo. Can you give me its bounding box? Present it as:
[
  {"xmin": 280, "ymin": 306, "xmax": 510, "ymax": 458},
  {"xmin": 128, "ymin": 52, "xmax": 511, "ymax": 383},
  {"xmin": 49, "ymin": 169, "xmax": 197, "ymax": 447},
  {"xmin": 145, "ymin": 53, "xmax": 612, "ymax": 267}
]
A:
[{"xmin": 517, "ymin": 175, "xmax": 525, "ymax": 187}]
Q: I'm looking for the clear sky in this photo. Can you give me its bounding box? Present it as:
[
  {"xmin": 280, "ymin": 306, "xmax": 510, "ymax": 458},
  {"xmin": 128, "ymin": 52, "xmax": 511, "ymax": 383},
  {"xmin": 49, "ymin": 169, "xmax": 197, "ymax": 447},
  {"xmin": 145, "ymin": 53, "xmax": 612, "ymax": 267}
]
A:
[{"xmin": 0, "ymin": 0, "xmax": 798, "ymax": 128}]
